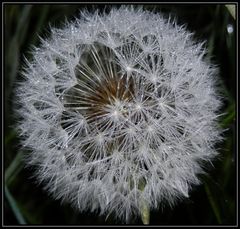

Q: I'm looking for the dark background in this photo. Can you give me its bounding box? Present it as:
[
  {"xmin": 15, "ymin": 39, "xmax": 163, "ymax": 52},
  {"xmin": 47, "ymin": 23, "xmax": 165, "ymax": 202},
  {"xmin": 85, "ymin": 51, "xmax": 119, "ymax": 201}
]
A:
[{"xmin": 4, "ymin": 4, "xmax": 237, "ymax": 225}]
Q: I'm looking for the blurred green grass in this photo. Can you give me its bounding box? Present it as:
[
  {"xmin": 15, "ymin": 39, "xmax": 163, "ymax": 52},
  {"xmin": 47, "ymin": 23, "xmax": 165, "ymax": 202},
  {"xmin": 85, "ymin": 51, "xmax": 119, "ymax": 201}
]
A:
[{"xmin": 4, "ymin": 4, "xmax": 236, "ymax": 225}]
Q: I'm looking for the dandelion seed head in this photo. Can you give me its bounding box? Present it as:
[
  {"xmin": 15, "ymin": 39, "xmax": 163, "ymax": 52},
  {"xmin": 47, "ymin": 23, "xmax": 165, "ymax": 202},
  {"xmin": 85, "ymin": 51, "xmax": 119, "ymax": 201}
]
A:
[{"xmin": 15, "ymin": 6, "xmax": 223, "ymax": 223}]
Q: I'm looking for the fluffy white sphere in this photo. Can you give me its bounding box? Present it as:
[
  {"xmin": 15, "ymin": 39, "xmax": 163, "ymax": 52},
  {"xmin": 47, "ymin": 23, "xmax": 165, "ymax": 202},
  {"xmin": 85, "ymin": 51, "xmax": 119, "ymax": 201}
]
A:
[{"xmin": 15, "ymin": 6, "xmax": 222, "ymax": 223}]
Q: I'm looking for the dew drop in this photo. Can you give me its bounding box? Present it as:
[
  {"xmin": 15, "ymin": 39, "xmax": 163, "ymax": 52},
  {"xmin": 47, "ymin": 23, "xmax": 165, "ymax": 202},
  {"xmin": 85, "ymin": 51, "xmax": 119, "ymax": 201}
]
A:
[
  {"xmin": 60, "ymin": 95, "xmax": 65, "ymax": 103},
  {"xmin": 227, "ymin": 24, "xmax": 234, "ymax": 34}
]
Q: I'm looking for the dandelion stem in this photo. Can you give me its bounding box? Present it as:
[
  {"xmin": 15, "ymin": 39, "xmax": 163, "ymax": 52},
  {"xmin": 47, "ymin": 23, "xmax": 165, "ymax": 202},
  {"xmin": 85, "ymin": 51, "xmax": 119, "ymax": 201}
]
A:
[
  {"xmin": 140, "ymin": 199, "xmax": 150, "ymax": 225},
  {"xmin": 139, "ymin": 179, "xmax": 150, "ymax": 224}
]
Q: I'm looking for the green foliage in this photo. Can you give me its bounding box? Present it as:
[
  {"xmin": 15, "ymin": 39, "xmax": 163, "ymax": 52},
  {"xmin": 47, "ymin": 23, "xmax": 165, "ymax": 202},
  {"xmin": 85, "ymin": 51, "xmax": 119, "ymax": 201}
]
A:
[{"xmin": 4, "ymin": 4, "xmax": 236, "ymax": 225}]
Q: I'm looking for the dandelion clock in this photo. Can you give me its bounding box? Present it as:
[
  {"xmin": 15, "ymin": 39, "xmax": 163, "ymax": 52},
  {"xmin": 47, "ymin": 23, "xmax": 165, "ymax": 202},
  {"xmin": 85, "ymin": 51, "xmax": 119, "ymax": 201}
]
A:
[{"xmin": 15, "ymin": 6, "xmax": 223, "ymax": 224}]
